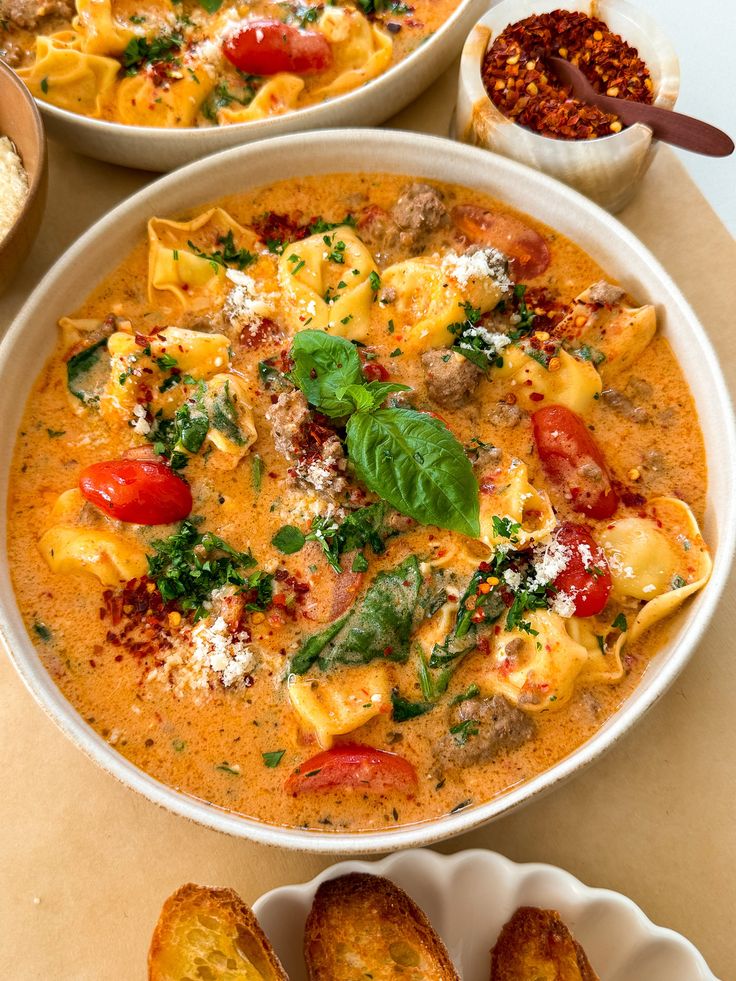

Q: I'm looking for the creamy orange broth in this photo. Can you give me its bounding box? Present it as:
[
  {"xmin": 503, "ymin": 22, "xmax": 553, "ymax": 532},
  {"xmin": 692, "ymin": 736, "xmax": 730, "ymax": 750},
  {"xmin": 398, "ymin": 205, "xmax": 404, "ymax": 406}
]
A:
[
  {"xmin": 8, "ymin": 174, "xmax": 707, "ymax": 832},
  {"xmin": 0, "ymin": 0, "xmax": 459, "ymax": 128}
]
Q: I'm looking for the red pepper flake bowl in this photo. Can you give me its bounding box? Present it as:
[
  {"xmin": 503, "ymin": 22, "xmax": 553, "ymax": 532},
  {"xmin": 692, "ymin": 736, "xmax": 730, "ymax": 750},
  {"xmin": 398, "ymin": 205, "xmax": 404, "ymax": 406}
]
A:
[{"xmin": 455, "ymin": 0, "xmax": 679, "ymax": 212}]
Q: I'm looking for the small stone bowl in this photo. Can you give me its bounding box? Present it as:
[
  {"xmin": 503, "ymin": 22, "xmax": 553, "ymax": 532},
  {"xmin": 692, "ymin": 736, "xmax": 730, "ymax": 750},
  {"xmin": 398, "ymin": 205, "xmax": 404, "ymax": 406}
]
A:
[
  {"xmin": 455, "ymin": 0, "xmax": 679, "ymax": 213},
  {"xmin": 0, "ymin": 60, "xmax": 47, "ymax": 297}
]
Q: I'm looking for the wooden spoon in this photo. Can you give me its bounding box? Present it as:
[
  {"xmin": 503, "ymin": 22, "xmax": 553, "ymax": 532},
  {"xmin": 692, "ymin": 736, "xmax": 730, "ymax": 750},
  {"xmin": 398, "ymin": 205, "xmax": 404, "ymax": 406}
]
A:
[{"xmin": 547, "ymin": 56, "xmax": 734, "ymax": 157}]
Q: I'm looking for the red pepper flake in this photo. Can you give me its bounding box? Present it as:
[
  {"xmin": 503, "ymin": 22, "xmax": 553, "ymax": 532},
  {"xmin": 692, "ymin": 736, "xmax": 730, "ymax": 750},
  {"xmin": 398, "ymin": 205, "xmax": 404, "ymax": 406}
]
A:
[
  {"xmin": 529, "ymin": 392, "xmax": 545, "ymax": 402},
  {"xmin": 482, "ymin": 9, "xmax": 653, "ymax": 140}
]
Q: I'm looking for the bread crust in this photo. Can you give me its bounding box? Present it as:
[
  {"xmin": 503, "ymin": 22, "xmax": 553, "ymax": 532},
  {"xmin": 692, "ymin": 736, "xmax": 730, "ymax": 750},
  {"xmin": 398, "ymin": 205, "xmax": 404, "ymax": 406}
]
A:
[
  {"xmin": 303, "ymin": 872, "xmax": 460, "ymax": 980},
  {"xmin": 148, "ymin": 882, "xmax": 288, "ymax": 981},
  {"xmin": 490, "ymin": 906, "xmax": 599, "ymax": 981}
]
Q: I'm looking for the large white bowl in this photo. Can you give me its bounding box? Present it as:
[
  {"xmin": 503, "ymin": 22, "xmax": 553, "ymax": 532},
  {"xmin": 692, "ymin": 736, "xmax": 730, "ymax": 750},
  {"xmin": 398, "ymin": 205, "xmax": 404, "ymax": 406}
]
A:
[
  {"xmin": 253, "ymin": 849, "xmax": 719, "ymax": 979},
  {"xmin": 38, "ymin": 0, "xmax": 487, "ymax": 172},
  {"xmin": 0, "ymin": 129, "xmax": 733, "ymax": 852}
]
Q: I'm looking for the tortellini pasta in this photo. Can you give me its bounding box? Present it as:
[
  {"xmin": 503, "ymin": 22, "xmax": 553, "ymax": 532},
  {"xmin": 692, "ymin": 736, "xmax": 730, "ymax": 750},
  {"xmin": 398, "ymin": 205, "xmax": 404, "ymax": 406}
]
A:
[
  {"xmin": 217, "ymin": 75, "xmax": 305, "ymax": 124},
  {"xmin": 18, "ymin": 33, "xmax": 119, "ymax": 116},
  {"xmin": 311, "ymin": 7, "xmax": 393, "ymax": 100},
  {"xmin": 148, "ymin": 209, "xmax": 260, "ymax": 309},
  {"xmin": 380, "ymin": 254, "xmax": 507, "ymax": 355},
  {"xmin": 202, "ymin": 374, "xmax": 258, "ymax": 465},
  {"xmin": 39, "ymin": 489, "xmax": 148, "ymax": 586},
  {"xmin": 116, "ymin": 67, "xmax": 215, "ymax": 129},
  {"xmin": 599, "ymin": 497, "xmax": 711, "ymax": 647},
  {"xmin": 480, "ymin": 609, "xmax": 590, "ymax": 712},
  {"xmin": 103, "ymin": 326, "xmax": 230, "ymax": 419},
  {"xmin": 478, "ymin": 459, "xmax": 555, "ymax": 551},
  {"xmin": 497, "ymin": 344, "xmax": 602, "ymax": 413},
  {"xmin": 278, "ymin": 226, "xmax": 378, "ymax": 341},
  {"xmin": 559, "ymin": 281, "xmax": 656, "ymax": 378},
  {"xmin": 288, "ymin": 664, "xmax": 389, "ymax": 747},
  {"xmin": 73, "ymin": 0, "xmax": 134, "ymax": 55}
]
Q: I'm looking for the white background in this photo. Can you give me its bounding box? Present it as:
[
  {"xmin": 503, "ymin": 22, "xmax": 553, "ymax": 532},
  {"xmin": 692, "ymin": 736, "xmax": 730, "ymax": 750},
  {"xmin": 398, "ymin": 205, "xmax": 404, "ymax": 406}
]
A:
[{"xmin": 642, "ymin": 0, "xmax": 736, "ymax": 233}]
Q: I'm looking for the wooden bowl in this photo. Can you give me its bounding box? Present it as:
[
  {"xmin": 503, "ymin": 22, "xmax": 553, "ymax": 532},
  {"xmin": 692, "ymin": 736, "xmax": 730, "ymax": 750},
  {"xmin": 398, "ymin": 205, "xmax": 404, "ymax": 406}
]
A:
[{"xmin": 0, "ymin": 61, "xmax": 47, "ymax": 296}]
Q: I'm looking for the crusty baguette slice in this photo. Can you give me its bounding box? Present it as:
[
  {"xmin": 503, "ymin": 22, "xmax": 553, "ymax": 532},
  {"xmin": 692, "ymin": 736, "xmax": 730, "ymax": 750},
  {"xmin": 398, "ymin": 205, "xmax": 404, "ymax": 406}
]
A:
[
  {"xmin": 148, "ymin": 883, "xmax": 288, "ymax": 981},
  {"xmin": 304, "ymin": 872, "xmax": 459, "ymax": 980},
  {"xmin": 490, "ymin": 906, "xmax": 599, "ymax": 981}
]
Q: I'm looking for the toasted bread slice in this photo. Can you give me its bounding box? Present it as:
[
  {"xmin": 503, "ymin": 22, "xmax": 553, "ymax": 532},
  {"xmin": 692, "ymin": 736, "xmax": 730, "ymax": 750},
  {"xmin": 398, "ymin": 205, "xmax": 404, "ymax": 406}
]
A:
[
  {"xmin": 490, "ymin": 906, "xmax": 599, "ymax": 981},
  {"xmin": 304, "ymin": 872, "xmax": 459, "ymax": 980},
  {"xmin": 148, "ymin": 883, "xmax": 288, "ymax": 981}
]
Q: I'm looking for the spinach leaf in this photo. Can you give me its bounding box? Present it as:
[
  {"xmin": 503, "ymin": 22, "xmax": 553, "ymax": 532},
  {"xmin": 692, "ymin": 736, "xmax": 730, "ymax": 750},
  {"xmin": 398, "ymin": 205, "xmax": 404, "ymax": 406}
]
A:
[
  {"xmin": 66, "ymin": 337, "xmax": 108, "ymax": 405},
  {"xmin": 290, "ymin": 555, "xmax": 421, "ymax": 673},
  {"xmin": 347, "ymin": 408, "xmax": 480, "ymax": 538},
  {"xmin": 210, "ymin": 380, "xmax": 245, "ymax": 446},
  {"xmin": 391, "ymin": 689, "xmax": 434, "ymax": 722},
  {"xmin": 289, "ymin": 330, "xmax": 364, "ymax": 418},
  {"xmin": 289, "ymin": 615, "xmax": 349, "ymax": 675}
]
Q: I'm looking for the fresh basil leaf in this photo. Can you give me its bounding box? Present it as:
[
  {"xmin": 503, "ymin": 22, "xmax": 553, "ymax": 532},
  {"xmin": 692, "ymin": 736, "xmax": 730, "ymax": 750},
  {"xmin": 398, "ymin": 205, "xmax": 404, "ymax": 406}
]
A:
[
  {"xmin": 290, "ymin": 330, "xmax": 364, "ymax": 418},
  {"xmin": 209, "ymin": 380, "xmax": 244, "ymax": 446},
  {"xmin": 272, "ymin": 525, "xmax": 306, "ymax": 554},
  {"xmin": 391, "ymin": 689, "xmax": 434, "ymax": 722},
  {"xmin": 336, "ymin": 380, "xmax": 410, "ymax": 413},
  {"xmin": 346, "ymin": 408, "xmax": 480, "ymax": 537},
  {"xmin": 66, "ymin": 337, "xmax": 109, "ymax": 405},
  {"xmin": 290, "ymin": 555, "xmax": 421, "ymax": 673}
]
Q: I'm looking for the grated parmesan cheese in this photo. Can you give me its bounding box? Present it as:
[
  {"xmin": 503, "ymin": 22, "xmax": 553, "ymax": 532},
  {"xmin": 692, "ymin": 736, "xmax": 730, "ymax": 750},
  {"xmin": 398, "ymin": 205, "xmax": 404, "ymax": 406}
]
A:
[
  {"xmin": 530, "ymin": 536, "xmax": 571, "ymax": 588},
  {"xmin": 0, "ymin": 136, "xmax": 29, "ymax": 243},
  {"xmin": 131, "ymin": 403, "xmax": 151, "ymax": 436},
  {"xmin": 190, "ymin": 616, "xmax": 256, "ymax": 688},
  {"xmin": 224, "ymin": 269, "xmax": 277, "ymax": 337},
  {"xmin": 441, "ymin": 247, "xmax": 513, "ymax": 293}
]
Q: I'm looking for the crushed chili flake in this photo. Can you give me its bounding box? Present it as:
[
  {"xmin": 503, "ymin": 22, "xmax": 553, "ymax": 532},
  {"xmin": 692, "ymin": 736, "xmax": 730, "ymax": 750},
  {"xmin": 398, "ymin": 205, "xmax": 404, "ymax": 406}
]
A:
[{"xmin": 482, "ymin": 9, "xmax": 653, "ymax": 140}]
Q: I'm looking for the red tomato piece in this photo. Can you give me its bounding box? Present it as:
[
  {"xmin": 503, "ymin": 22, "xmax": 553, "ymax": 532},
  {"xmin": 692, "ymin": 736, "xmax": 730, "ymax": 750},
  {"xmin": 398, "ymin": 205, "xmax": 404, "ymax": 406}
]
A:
[
  {"xmin": 362, "ymin": 361, "xmax": 390, "ymax": 382},
  {"xmin": 285, "ymin": 743, "xmax": 418, "ymax": 795},
  {"xmin": 532, "ymin": 404, "xmax": 618, "ymax": 519},
  {"xmin": 552, "ymin": 522, "xmax": 612, "ymax": 617},
  {"xmin": 451, "ymin": 204, "xmax": 551, "ymax": 279},
  {"xmin": 223, "ymin": 20, "xmax": 332, "ymax": 76},
  {"xmin": 79, "ymin": 459, "xmax": 192, "ymax": 526}
]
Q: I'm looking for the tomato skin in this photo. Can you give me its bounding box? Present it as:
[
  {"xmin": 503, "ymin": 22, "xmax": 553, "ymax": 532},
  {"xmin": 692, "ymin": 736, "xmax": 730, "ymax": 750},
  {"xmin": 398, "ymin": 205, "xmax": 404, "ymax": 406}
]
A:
[
  {"xmin": 223, "ymin": 20, "xmax": 332, "ymax": 76},
  {"xmin": 532, "ymin": 404, "xmax": 618, "ymax": 519},
  {"xmin": 552, "ymin": 523, "xmax": 612, "ymax": 617},
  {"xmin": 362, "ymin": 361, "xmax": 390, "ymax": 382},
  {"xmin": 79, "ymin": 459, "xmax": 192, "ymax": 525},
  {"xmin": 451, "ymin": 204, "xmax": 551, "ymax": 279},
  {"xmin": 285, "ymin": 743, "xmax": 418, "ymax": 795}
]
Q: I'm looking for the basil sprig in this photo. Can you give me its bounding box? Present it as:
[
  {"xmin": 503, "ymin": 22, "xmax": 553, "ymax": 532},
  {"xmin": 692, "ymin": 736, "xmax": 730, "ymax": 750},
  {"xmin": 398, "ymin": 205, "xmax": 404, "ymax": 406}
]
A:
[{"xmin": 289, "ymin": 331, "xmax": 480, "ymax": 538}]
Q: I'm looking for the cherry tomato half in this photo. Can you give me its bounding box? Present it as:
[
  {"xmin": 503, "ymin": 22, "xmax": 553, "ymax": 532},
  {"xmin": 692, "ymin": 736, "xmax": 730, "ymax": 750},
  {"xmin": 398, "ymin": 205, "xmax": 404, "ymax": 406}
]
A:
[
  {"xmin": 532, "ymin": 404, "xmax": 618, "ymax": 519},
  {"xmin": 79, "ymin": 459, "xmax": 192, "ymax": 526},
  {"xmin": 285, "ymin": 743, "xmax": 418, "ymax": 795},
  {"xmin": 552, "ymin": 523, "xmax": 612, "ymax": 617},
  {"xmin": 223, "ymin": 20, "xmax": 332, "ymax": 76},
  {"xmin": 451, "ymin": 204, "xmax": 551, "ymax": 279}
]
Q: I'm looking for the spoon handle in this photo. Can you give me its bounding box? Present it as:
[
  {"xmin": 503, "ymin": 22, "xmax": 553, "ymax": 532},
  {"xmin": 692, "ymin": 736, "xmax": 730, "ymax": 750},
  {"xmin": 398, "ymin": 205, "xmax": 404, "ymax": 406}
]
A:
[{"xmin": 597, "ymin": 97, "xmax": 734, "ymax": 157}]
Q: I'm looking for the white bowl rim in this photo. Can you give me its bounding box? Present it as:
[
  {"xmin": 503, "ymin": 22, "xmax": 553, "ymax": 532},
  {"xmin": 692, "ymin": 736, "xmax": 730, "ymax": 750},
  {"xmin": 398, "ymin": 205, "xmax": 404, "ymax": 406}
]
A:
[
  {"xmin": 459, "ymin": 0, "xmax": 680, "ymax": 148},
  {"xmin": 34, "ymin": 0, "xmax": 477, "ymax": 141},
  {"xmin": 251, "ymin": 847, "xmax": 717, "ymax": 978},
  {"xmin": 1, "ymin": 127, "xmax": 734, "ymax": 853}
]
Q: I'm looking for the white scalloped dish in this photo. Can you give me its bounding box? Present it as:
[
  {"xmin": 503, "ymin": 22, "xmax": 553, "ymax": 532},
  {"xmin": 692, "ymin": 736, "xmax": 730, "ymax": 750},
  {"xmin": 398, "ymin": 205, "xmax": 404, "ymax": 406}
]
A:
[{"xmin": 253, "ymin": 849, "xmax": 718, "ymax": 980}]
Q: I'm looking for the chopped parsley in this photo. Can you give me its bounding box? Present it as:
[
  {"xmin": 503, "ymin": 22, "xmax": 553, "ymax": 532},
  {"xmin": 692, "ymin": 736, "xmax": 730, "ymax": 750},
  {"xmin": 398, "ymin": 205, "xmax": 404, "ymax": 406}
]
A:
[
  {"xmin": 612, "ymin": 612, "xmax": 628, "ymax": 632},
  {"xmin": 271, "ymin": 502, "xmax": 393, "ymax": 573},
  {"xmin": 122, "ymin": 32, "xmax": 183, "ymax": 75},
  {"xmin": 33, "ymin": 622, "xmax": 52, "ymax": 642},
  {"xmin": 262, "ymin": 750, "xmax": 286, "ymax": 768},
  {"xmin": 187, "ymin": 229, "xmax": 256, "ymax": 271},
  {"xmin": 147, "ymin": 519, "xmax": 271, "ymax": 620},
  {"xmin": 450, "ymin": 718, "xmax": 479, "ymax": 745}
]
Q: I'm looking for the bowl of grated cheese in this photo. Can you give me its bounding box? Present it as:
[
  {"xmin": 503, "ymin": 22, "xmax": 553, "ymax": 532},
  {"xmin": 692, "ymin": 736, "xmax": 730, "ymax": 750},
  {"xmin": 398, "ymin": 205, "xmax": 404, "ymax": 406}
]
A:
[{"xmin": 0, "ymin": 60, "xmax": 47, "ymax": 297}]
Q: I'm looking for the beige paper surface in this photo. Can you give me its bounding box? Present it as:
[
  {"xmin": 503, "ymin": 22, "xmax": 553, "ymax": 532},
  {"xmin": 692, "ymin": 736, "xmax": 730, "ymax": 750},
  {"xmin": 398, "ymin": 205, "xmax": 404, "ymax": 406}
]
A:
[{"xmin": 1, "ymin": 65, "xmax": 735, "ymax": 980}]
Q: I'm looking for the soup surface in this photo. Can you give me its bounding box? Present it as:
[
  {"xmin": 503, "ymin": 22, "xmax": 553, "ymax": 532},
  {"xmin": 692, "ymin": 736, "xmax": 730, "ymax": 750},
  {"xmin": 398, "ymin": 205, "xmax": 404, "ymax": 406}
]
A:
[
  {"xmin": 7, "ymin": 173, "xmax": 711, "ymax": 832},
  {"xmin": 0, "ymin": 0, "xmax": 459, "ymax": 127}
]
